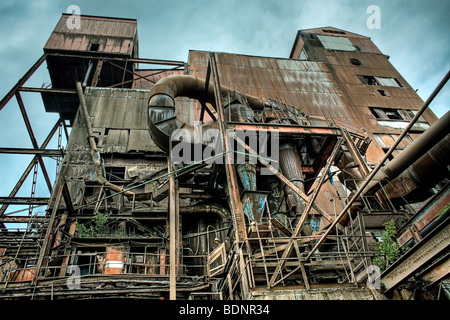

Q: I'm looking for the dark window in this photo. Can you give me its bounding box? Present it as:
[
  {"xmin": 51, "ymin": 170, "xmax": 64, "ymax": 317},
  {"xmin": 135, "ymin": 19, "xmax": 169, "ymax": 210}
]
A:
[
  {"xmin": 90, "ymin": 43, "xmax": 100, "ymax": 51},
  {"xmin": 369, "ymin": 107, "xmax": 404, "ymax": 120},
  {"xmin": 322, "ymin": 29, "xmax": 346, "ymax": 35},
  {"xmin": 84, "ymin": 184, "xmax": 96, "ymax": 197},
  {"xmin": 350, "ymin": 58, "xmax": 362, "ymax": 66},
  {"xmin": 394, "ymin": 78, "xmax": 404, "ymax": 88},
  {"xmin": 382, "ymin": 148, "xmax": 395, "ymax": 161},
  {"xmin": 360, "ymin": 75, "xmax": 378, "ymax": 85},
  {"xmin": 405, "ymin": 110, "xmax": 415, "ymax": 119},
  {"xmin": 370, "ymin": 108, "xmax": 381, "ymax": 119},
  {"xmin": 105, "ymin": 166, "xmax": 126, "ymax": 181},
  {"xmin": 384, "ymin": 110, "xmax": 402, "ymax": 120},
  {"xmin": 378, "ymin": 89, "xmax": 387, "ymax": 96}
]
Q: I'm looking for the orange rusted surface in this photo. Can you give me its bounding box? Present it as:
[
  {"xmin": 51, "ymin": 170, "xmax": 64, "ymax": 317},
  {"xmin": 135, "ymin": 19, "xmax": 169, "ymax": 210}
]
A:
[
  {"xmin": 104, "ymin": 247, "xmax": 125, "ymax": 275},
  {"xmin": 44, "ymin": 14, "xmax": 137, "ymax": 56},
  {"xmin": 10, "ymin": 268, "xmax": 36, "ymax": 282}
]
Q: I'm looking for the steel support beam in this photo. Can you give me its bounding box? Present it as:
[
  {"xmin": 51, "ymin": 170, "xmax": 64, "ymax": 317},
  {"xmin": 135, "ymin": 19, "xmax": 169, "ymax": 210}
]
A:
[
  {"xmin": 227, "ymin": 122, "xmax": 339, "ymax": 137},
  {"xmin": 210, "ymin": 52, "xmax": 248, "ymax": 243},
  {"xmin": 33, "ymin": 184, "xmax": 64, "ymax": 284},
  {"xmin": 18, "ymin": 87, "xmax": 77, "ymax": 95},
  {"xmin": 0, "ymin": 197, "xmax": 50, "ymax": 205},
  {"xmin": 168, "ymin": 143, "xmax": 180, "ymax": 300},
  {"xmin": 269, "ymin": 139, "xmax": 343, "ymax": 287},
  {"xmin": 0, "ymin": 53, "xmax": 48, "ymax": 111},
  {"xmin": 62, "ymin": 180, "xmax": 74, "ymax": 215},
  {"xmin": 417, "ymin": 253, "xmax": 450, "ymax": 287},
  {"xmin": 0, "ymin": 119, "xmax": 61, "ymax": 229},
  {"xmin": 16, "ymin": 91, "xmax": 53, "ymax": 193},
  {"xmin": 341, "ymin": 128, "xmax": 370, "ymax": 177},
  {"xmin": 380, "ymin": 216, "xmax": 450, "ymax": 293},
  {"xmin": 0, "ymin": 216, "xmax": 48, "ymax": 223},
  {"xmin": 46, "ymin": 53, "xmax": 185, "ymax": 67},
  {"xmin": 0, "ymin": 148, "xmax": 63, "ymax": 157}
]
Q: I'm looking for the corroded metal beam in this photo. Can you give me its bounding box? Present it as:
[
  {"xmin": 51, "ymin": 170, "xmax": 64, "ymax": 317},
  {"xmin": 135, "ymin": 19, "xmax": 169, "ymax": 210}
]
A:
[
  {"xmin": 227, "ymin": 122, "xmax": 339, "ymax": 137},
  {"xmin": 0, "ymin": 197, "xmax": 50, "ymax": 205},
  {"xmin": 380, "ymin": 216, "xmax": 450, "ymax": 293},
  {"xmin": 0, "ymin": 148, "xmax": 63, "ymax": 157},
  {"xmin": 0, "ymin": 53, "xmax": 48, "ymax": 111},
  {"xmin": 269, "ymin": 139, "xmax": 343, "ymax": 287},
  {"xmin": 210, "ymin": 52, "xmax": 248, "ymax": 243}
]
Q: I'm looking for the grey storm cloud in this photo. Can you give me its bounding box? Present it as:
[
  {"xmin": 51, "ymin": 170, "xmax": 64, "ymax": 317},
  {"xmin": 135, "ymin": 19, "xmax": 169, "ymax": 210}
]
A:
[{"xmin": 0, "ymin": 0, "xmax": 448, "ymax": 208}]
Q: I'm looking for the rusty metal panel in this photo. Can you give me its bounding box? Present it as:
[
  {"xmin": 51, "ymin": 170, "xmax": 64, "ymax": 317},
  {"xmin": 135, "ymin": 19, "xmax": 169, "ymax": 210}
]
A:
[
  {"xmin": 189, "ymin": 51, "xmax": 352, "ymax": 121},
  {"xmin": 397, "ymin": 185, "xmax": 450, "ymax": 247},
  {"xmin": 380, "ymin": 218, "xmax": 450, "ymax": 293},
  {"xmin": 44, "ymin": 14, "xmax": 137, "ymax": 56}
]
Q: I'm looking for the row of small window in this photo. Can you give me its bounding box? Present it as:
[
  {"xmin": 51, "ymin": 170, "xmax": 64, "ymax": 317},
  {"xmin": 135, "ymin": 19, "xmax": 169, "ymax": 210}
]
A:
[
  {"xmin": 359, "ymin": 75, "xmax": 404, "ymax": 88},
  {"xmin": 369, "ymin": 107, "xmax": 426, "ymax": 122}
]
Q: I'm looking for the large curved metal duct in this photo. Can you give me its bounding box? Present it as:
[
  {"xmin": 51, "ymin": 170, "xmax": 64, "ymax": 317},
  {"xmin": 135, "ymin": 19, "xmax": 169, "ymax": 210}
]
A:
[
  {"xmin": 148, "ymin": 75, "xmax": 268, "ymax": 153},
  {"xmin": 384, "ymin": 133, "xmax": 450, "ymax": 200},
  {"xmin": 363, "ymin": 110, "xmax": 450, "ymax": 196}
]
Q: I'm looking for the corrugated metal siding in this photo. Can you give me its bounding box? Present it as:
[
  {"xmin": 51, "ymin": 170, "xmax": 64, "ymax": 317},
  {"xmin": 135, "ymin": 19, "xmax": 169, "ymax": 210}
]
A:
[
  {"xmin": 189, "ymin": 51, "xmax": 352, "ymax": 121},
  {"xmin": 84, "ymin": 87, "xmax": 163, "ymax": 153},
  {"xmin": 292, "ymin": 43, "xmax": 437, "ymax": 140},
  {"xmin": 44, "ymin": 14, "xmax": 137, "ymax": 56}
]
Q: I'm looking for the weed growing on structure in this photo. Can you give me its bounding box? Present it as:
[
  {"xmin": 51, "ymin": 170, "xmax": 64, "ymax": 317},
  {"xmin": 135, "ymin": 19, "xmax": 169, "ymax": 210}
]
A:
[
  {"xmin": 76, "ymin": 211, "xmax": 111, "ymax": 237},
  {"xmin": 373, "ymin": 220, "xmax": 400, "ymax": 271}
]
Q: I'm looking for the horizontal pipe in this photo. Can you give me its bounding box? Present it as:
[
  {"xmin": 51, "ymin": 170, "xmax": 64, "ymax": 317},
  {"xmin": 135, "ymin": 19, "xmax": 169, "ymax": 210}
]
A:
[
  {"xmin": 389, "ymin": 134, "xmax": 450, "ymax": 196},
  {"xmin": 149, "ymin": 74, "xmax": 268, "ymax": 111}
]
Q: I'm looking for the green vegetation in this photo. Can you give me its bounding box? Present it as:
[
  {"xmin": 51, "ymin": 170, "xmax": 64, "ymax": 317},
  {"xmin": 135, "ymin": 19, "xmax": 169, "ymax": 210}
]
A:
[
  {"xmin": 438, "ymin": 202, "xmax": 450, "ymax": 219},
  {"xmin": 75, "ymin": 211, "xmax": 167, "ymax": 238},
  {"xmin": 76, "ymin": 211, "xmax": 111, "ymax": 237},
  {"xmin": 373, "ymin": 220, "xmax": 400, "ymax": 271}
]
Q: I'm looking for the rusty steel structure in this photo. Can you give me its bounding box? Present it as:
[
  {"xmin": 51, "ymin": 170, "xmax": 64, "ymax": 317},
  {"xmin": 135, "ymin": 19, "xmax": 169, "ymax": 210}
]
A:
[{"xmin": 0, "ymin": 16, "xmax": 449, "ymax": 300}]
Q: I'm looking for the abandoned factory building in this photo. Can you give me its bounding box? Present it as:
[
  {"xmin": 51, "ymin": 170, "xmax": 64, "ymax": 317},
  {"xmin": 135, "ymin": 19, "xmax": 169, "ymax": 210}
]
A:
[{"xmin": 0, "ymin": 14, "xmax": 448, "ymax": 300}]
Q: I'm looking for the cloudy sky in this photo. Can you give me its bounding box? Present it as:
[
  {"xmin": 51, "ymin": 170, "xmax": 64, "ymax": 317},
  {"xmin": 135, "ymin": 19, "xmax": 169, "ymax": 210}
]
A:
[{"xmin": 0, "ymin": 0, "xmax": 448, "ymax": 217}]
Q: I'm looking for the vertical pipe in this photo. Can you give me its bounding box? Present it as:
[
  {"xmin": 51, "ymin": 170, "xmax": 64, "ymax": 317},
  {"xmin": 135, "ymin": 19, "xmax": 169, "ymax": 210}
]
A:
[
  {"xmin": 279, "ymin": 142, "xmax": 305, "ymax": 215},
  {"xmin": 82, "ymin": 60, "xmax": 94, "ymax": 87},
  {"xmin": 168, "ymin": 142, "xmax": 178, "ymax": 300}
]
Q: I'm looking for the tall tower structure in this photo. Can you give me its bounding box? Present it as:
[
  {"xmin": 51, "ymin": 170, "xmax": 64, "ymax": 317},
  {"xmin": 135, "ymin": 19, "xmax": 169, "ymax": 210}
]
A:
[
  {"xmin": 0, "ymin": 17, "xmax": 448, "ymax": 301},
  {"xmin": 290, "ymin": 27, "xmax": 443, "ymax": 201}
]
